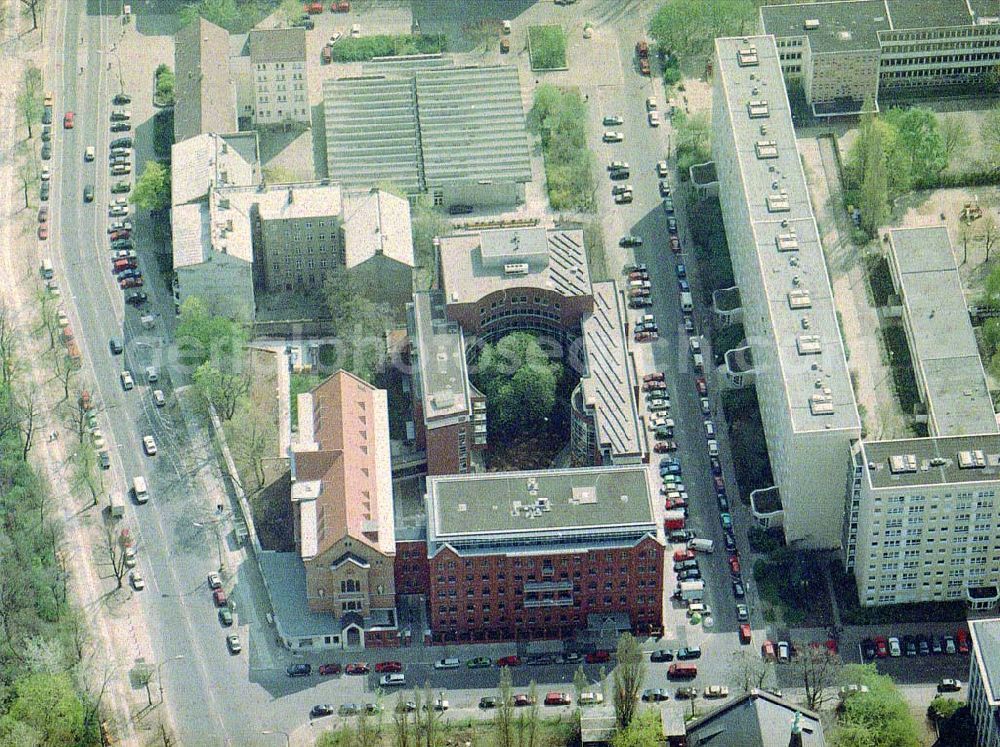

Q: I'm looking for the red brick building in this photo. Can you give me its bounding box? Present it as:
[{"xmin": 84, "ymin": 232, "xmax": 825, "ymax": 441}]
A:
[{"xmin": 419, "ymin": 466, "xmax": 664, "ymax": 643}]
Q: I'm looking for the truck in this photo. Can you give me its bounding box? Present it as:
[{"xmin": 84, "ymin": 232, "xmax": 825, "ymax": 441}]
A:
[
  {"xmin": 680, "ymin": 291, "xmax": 693, "ymax": 313},
  {"xmin": 687, "ymin": 538, "xmax": 715, "ymax": 554},
  {"xmin": 109, "ymin": 492, "xmax": 125, "ymax": 519},
  {"xmin": 678, "ymin": 580, "xmax": 704, "ymax": 602},
  {"xmin": 663, "ymin": 509, "xmax": 686, "ymax": 531},
  {"xmin": 668, "ymin": 664, "xmax": 698, "ymax": 680}
]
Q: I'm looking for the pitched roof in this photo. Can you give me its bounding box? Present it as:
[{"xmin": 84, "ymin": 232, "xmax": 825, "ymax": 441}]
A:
[
  {"xmin": 249, "ymin": 27, "xmax": 307, "ymax": 63},
  {"xmin": 291, "ymin": 371, "xmax": 396, "ymax": 560},
  {"xmin": 174, "ymin": 18, "xmax": 238, "ymax": 143},
  {"xmin": 342, "ymin": 189, "xmax": 415, "ymax": 269},
  {"xmin": 687, "ymin": 690, "xmax": 825, "ymax": 747},
  {"xmin": 171, "ymin": 132, "xmax": 258, "ymax": 207}
]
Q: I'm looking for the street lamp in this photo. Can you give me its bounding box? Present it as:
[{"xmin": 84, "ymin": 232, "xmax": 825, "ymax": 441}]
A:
[
  {"xmin": 157, "ymin": 655, "xmax": 185, "ymax": 705},
  {"xmin": 261, "ymin": 730, "xmax": 290, "ymax": 747}
]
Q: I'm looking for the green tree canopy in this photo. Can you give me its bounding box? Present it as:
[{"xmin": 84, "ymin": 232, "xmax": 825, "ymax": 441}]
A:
[
  {"xmin": 883, "ymin": 107, "xmax": 947, "ymax": 187},
  {"xmin": 474, "ymin": 332, "xmax": 563, "ymax": 439},
  {"xmin": 131, "ymin": 160, "xmax": 171, "ymax": 212},
  {"xmin": 154, "ymin": 65, "xmax": 175, "ymax": 105},
  {"xmin": 650, "ymin": 0, "xmax": 756, "ymax": 59},
  {"xmin": 321, "ymin": 268, "xmax": 391, "ymax": 383},
  {"xmin": 176, "ymin": 296, "xmax": 246, "ymax": 367},
  {"xmin": 611, "ymin": 708, "xmax": 661, "ymax": 747},
  {"xmin": 833, "ymin": 665, "xmax": 920, "ymax": 747},
  {"xmin": 529, "ymin": 84, "xmax": 594, "ymax": 211},
  {"xmin": 6, "ymin": 672, "xmax": 85, "ymax": 746}
]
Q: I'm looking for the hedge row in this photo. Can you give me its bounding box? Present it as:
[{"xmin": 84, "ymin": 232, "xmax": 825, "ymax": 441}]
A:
[{"xmin": 330, "ymin": 34, "xmax": 448, "ymax": 63}]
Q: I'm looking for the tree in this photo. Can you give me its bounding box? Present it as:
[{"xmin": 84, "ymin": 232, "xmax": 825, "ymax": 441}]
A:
[
  {"xmin": 494, "ymin": 667, "xmax": 515, "ymax": 747},
  {"xmin": 52, "ymin": 348, "xmax": 76, "ymax": 403},
  {"xmin": 16, "ymin": 66, "xmax": 43, "ymax": 139},
  {"xmin": 70, "ymin": 441, "xmax": 103, "ymax": 507},
  {"xmin": 883, "ymin": 107, "xmax": 947, "ymax": 186},
  {"xmin": 573, "ymin": 665, "xmax": 588, "ymax": 703},
  {"xmin": 279, "ymin": 0, "xmax": 303, "ymax": 25},
  {"xmin": 983, "ymin": 262, "xmax": 1000, "ymax": 306},
  {"xmin": 959, "ymin": 218, "xmax": 975, "ymax": 265},
  {"xmin": 0, "ymin": 301, "xmax": 19, "ymax": 387},
  {"xmin": 854, "ymin": 114, "xmax": 892, "ymax": 236},
  {"xmin": 193, "ymin": 360, "xmax": 251, "ymax": 421},
  {"xmin": 154, "ymin": 64, "xmax": 175, "ymax": 106},
  {"xmin": 16, "ymin": 141, "xmax": 36, "ymax": 209},
  {"xmin": 729, "ymin": 650, "xmax": 771, "ymax": 692},
  {"xmin": 36, "ymin": 288, "xmax": 59, "ymax": 351},
  {"xmin": 650, "ymin": 0, "xmax": 756, "ymax": 59},
  {"xmin": 928, "ymin": 696, "xmax": 962, "ymax": 723},
  {"xmin": 227, "ymin": 404, "xmax": 274, "ymax": 494},
  {"xmin": 131, "ymin": 160, "xmax": 171, "ymax": 212},
  {"xmin": 321, "ymin": 268, "xmax": 391, "ymax": 382},
  {"xmin": 611, "ymin": 709, "xmax": 662, "ymax": 747},
  {"xmin": 833, "ymin": 665, "xmax": 920, "ymax": 747},
  {"xmin": 612, "ymin": 633, "xmax": 644, "ymax": 729},
  {"xmin": 7, "ymin": 672, "xmax": 85, "ymax": 746},
  {"xmin": 391, "ymin": 694, "xmax": 414, "ymax": 747},
  {"xmin": 421, "ymin": 683, "xmax": 440, "ymax": 747},
  {"xmin": 15, "ymin": 384, "xmax": 39, "ymax": 461},
  {"xmin": 473, "ymin": 332, "xmax": 562, "ymax": 439},
  {"xmin": 981, "ymin": 102, "xmax": 1000, "ymax": 167},
  {"xmin": 791, "ymin": 645, "xmax": 842, "ymax": 710},
  {"xmin": 980, "ymin": 212, "xmax": 998, "ymax": 264},
  {"xmin": 20, "ymin": 0, "xmax": 41, "ymax": 31},
  {"xmin": 176, "ymin": 295, "xmax": 246, "ymax": 367},
  {"xmin": 104, "ymin": 523, "xmax": 130, "ymax": 590},
  {"xmin": 939, "ymin": 114, "xmax": 971, "ymax": 163},
  {"xmin": 673, "ymin": 110, "xmax": 712, "ymax": 173},
  {"xmin": 410, "ymin": 196, "xmax": 450, "ymax": 290}
]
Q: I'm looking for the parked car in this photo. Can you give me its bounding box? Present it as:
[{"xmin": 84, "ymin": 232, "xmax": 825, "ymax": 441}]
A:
[
  {"xmin": 861, "ymin": 638, "xmax": 876, "ymax": 658},
  {"xmin": 938, "ymin": 678, "xmax": 962, "ymax": 693},
  {"xmin": 874, "ymin": 636, "xmax": 889, "ymax": 658},
  {"xmin": 212, "ymin": 588, "xmax": 227, "ymax": 607},
  {"xmin": 543, "ymin": 692, "xmax": 571, "ymax": 706},
  {"xmin": 434, "ymin": 658, "xmax": 460, "ymax": 670},
  {"xmin": 732, "ymin": 580, "xmax": 746, "ymax": 598},
  {"xmin": 345, "ymin": 663, "xmax": 369, "ymax": 675},
  {"xmin": 218, "ymin": 608, "xmax": 233, "ymax": 626},
  {"xmin": 478, "ymin": 697, "xmax": 498, "ymax": 709},
  {"xmin": 839, "ymin": 684, "xmax": 870, "ymax": 699},
  {"xmin": 602, "ymin": 131, "xmax": 624, "ymax": 143},
  {"xmin": 650, "ymin": 649, "xmax": 674, "ymax": 662},
  {"xmin": 286, "ymin": 663, "xmax": 311, "ymax": 677},
  {"xmin": 226, "ymin": 634, "xmax": 242, "ymax": 654},
  {"xmin": 674, "ymin": 687, "xmax": 698, "ymax": 700},
  {"xmin": 318, "ymin": 663, "xmax": 342, "ymax": 676},
  {"xmin": 957, "ymin": 629, "xmax": 970, "ymax": 654},
  {"xmin": 704, "ymin": 686, "xmax": 729, "ymax": 699},
  {"xmin": 736, "ymin": 604, "xmax": 749, "ymax": 622},
  {"xmin": 374, "ymin": 661, "xmax": 402, "ymax": 673},
  {"xmin": 207, "ymin": 572, "xmax": 222, "ymax": 589},
  {"xmin": 585, "ymin": 650, "xmax": 610, "ymax": 664},
  {"xmin": 497, "ymin": 655, "xmax": 521, "ymax": 667},
  {"xmin": 310, "ymin": 704, "xmax": 334, "ymax": 719},
  {"xmin": 641, "ymin": 688, "xmax": 669, "ymax": 702},
  {"xmin": 619, "ymin": 235, "xmax": 643, "ymax": 247},
  {"xmin": 888, "ymin": 637, "xmax": 901, "ymax": 657},
  {"xmin": 944, "ymin": 636, "xmax": 957, "ymax": 655},
  {"xmin": 130, "ymin": 571, "xmax": 145, "ymax": 590},
  {"xmin": 338, "ymin": 704, "xmax": 360, "ymax": 717},
  {"xmin": 675, "ymin": 647, "xmax": 701, "ymax": 661},
  {"xmin": 467, "ymin": 656, "xmax": 492, "ymax": 669}
]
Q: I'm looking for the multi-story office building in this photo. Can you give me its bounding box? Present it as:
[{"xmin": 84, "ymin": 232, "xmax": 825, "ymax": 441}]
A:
[
  {"xmin": 288, "ymin": 371, "xmax": 399, "ymax": 648},
  {"xmin": 761, "ymin": 0, "xmax": 1000, "ymax": 116},
  {"xmin": 969, "ymin": 618, "xmax": 1000, "ymax": 747},
  {"xmin": 712, "ymin": 36, "xmax": 861, "ymax": 549},
  {"xmin": 849, "ymin": 436, "xmax": 1000, "ymax": 608},
  {"xmin": 249, "ymin": 28, "xmax": 309, "ymax": 127},
  {"xmin": 418, "ymin": 466, "xmax": 663, "ymax": 643}
]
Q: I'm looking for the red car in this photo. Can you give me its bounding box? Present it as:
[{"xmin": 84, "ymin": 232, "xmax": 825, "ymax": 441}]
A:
[
  {"xmin": 305, "ymin": 1, "xmax": 323, "ymax": 12},
  {"xmin": 729, "ymin": 557, "xmax": 742, "ymax": 576},
  {"xmin": 212, "ymin": 588, "xmax": 227, "ymax": 607},
  {"xmin": 543, "ymin": 692, "xmax": 570, "ymax": 706},
  {"xmin": 345, "ymin": 662, "xmax": 369, "ymax": 675},
  {"xmin": 695, "ymin": 376, "xmax": 708, "ymax": 395},
  {"xmin": 331, "ymin": 0, "xmax": 350, "ymax": 10},
  {"xmin": 585, "ymin": 650, "xmax": 610, "ymax": 664},
  {"xmin": 37, "ymin": 223, "xmax": 48, "ymax": 240},
  {"xmin": 874, "ymin": 636, "xmax": 889, "ymax": 658},
  {"xmin": 824, "ymin": 639, "xmax": 838, "ymax": 654},
  {"xmin": 512, "ymin": 694, "xmax": 535, "ymax": 707},
  {"xmin": 656, "ymin": 440, "xmax": 678, "ymax": 453},
  {"xmin": 643, "ymin": 372, "xmax": 665, "ymax": 383},
  {"xmin": 642, "ymin": 381, "xmax": 667, "ymax": 392},
  {"xmin": 739, "ymin": 624, "xmax": 752, "ymax": 645},
  {"xmin": 665, "ymin": 496, "xmax": 687, "ymax": 510},
  {"xmin": 670, "ymin": 236, "xmax": 681, "ymax": 253},
  {"xmin": 120, "ymin": 276, "xmax": 144, "ymax": 288},
  {"xmin": 957, "ymin": 629, "xmax": 970, "ymax": 654},
  {"xmin": 634, "ymin": 331, "xmax": 658, "ymax": 343},
  {"xmin": 63, "ymin": 111, "xmax": 74, "ymax": 128},
  {"xmin": 673, "ymin": 549, "xmax": 695, "ymax": 562},
  {"xmin": 496, "ymin": 655, "xmax": 521, "ymax": 668},
  {"xmin": 110, "ymin": 229, "xmax": 131, "ymax": 241},
  {"xmin": 374, "ymin": 661, "xmax": 402, "ymax": 673},
  {"xmin": 318, "ymin": 663, "xmax": 342, "ymax": 676}
]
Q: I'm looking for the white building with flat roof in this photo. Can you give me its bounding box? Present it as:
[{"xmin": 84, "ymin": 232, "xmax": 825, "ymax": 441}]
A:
[
  {"xmin": 712, "ymin": 35, "xmax": 860, "ymax": 549},
  {"xmin": 969, "ymin": 618, "xmax": 1000, "ymax": 747}
]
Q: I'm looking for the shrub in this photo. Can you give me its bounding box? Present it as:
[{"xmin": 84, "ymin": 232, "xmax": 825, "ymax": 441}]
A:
[
  {"xmin": 330, "ymin": 34, "xmax": 448, "ymax": 62},
  {"xmin": 529, "ymin": 84, "xmax": 595, "ymax": 212},
  {"xmin": 528, "ymin": 25, "xmax": 568, "ymax": 70}
]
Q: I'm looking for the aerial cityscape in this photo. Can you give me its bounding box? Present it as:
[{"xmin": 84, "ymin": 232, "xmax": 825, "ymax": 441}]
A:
[{"xmin": 6, "ymin": 0, "xmax": 1000, "ymax": 745}]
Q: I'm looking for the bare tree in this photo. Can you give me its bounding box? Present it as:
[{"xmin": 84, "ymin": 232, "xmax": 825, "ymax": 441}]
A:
[
  {"xmin": 20, "ymin": 0, "xmax": 41, "ymax": 31},
  {"xmin": 228, "ymin": 405, "xmax": 274, "ymax": 494},
  {"xmin": 729, "ymin": 650, "xmax": 772, "ymax": 693},
  {"xmin": 959, "ymin": 219, "xmax": 975, "ymax": 266},
  {"xmin": 104, "ymin": 522, "xmax": 129, "ymax": 590},
  {"xmin": 791, "ymin": 645, "xmax": 843, "ymax": 710},
  {"xmin": 16, "ymin": 141, "xmax": 35, "ymax": 209},
  {"xmin": 392, "ymin": 694, "xmax": 414, "ymax": 747},
  {"xmin": 63, "ymin": 387, "xmax": 99, "ymax": 443},
  {"xmin": 981, "ymin": 212, "xmax": 999, "ymax": 264},
  {"xmin": 0, "ymin": 301, "xmax": 20, "ymax": 386},
  {"xmin": 71, "ymin": 441, "xmax": 103, "ymax": 507},
  {"xmin": 612, "ymin": 633, "xmax": 645, "ymax": 729},
  {"xmin": 35, "ymin": 288, "xmax": 60, "ymax": 351},
  {"xmin": 52, "ymin": 349, "xmax": 76, "ymax": 402},
  {"xmin": 17, "ymin": 65, "xmax": 43, "ymax": 138},
  {"xmin": 940, "ymin": 115, "xmax": 972, "ymax": 162},
  {"xmin": 524, "ymin": 680, "xmax": 540, "ymax": 747},
  {"xmin": 494, "ymin": 667, "xmax": 515, "ymax": 747},
  {"xmin": 573, "ymin": 665, "xmax": 588, "ymax": 704},
  {"xmin": 421, "ymin": 682, "xmax": 440, "ymax": 747},
  {"xmin": 132, "ymin": 660, "xmax": 153, "ymax": 706},
  {"xmin": 16, "ymin": 382, "xmax": 39, "ymax": 460}
]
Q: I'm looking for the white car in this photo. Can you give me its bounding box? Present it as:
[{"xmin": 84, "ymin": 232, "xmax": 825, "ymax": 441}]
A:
[
  {"xmin": 41, "ymin": 167, "xmax": 51, "ymax": 181},
  {"xmin": 130, "ymin": 571, "xmax": 145, "ymax": 590},
  {"xmin": 121, "ymin": 370, "xmax": 134, "ymax": 390},
  {"xmin": 123, "ymin": 547, "xmax": 137, "ymax": 568},
  {"xmin": 142, "ymin": 435, "xmax": 157, "ymax": 456},
  {"xmin": 704, "ymin": 686, "xmax": 729, "ymax": 699},
  {"xmin": 700, "ymin": 397, "xmax": 711, "ymax": 415},
  {"xmin": 888, "ymin": 637, "xmax": 901, "ymax": 657},
  {"xmin": 330, "ymin": 31, "xmax": 342, "ymax": 44},
  {"xmin": 579, "ymin": 692, "xmax": 604, "ymax": 705},
  {"xmin": 657, "ymin": 160, "xmax": 669, "ymax": 177},
  {"xmin": 145, "ymin": 366, "xmax": 159, "ymax": 383},
  {"xmin": 350, "ymin": 23, "xmax": 360, "ymax": 37},
  {"xmin": 648, "ymin": 417, "xmax": 672, "ymax": 430},
  {"xmin": 84, "ymin": 145, "xmax": 95, "ymax": 161},
  {"xmin": 433, "ymin": 658, "xmax": 460, "ymax": 670},
  {"xmin": 92, "ymin": 429, "xmax": 106, "ymax": 450},
  {"xmin": 109, "ymin": 205, "xmax": 129, "ymax": 217},
  {"xmin": 646, "ymin": 97, "xmax": 658, "ymax": 111},
  {"xmin": 648, "ymin": 111, "xmax": 660, "ymax": 127},
  {"xmin": 777, "ymin": 641, "xmax": 790, "ymax": 663},
  {"xmin": 152, "ymin": 389, "xmax": 165, "ymax": 407},
  {"xmin": 603, "ymin": 131, "xmax": 624, "ymax": 143}
]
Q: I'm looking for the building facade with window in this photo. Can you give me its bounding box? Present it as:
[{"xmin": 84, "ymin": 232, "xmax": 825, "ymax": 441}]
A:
[
  {"xmin": 969, "ymin": 618, "xmax": 1000, "ymax": 747},
  {"xmin": 761, "ymin": 0, "xmax": 1000, "ymax": 117},
  {"xmin": 249, "ymin": 28, "xmax": 309, "ymax": 126},
  {"xmin": 419, "ymin": 466, "xmax": 663, "ymax": 643},
  {"xmin": 288, "ymin": 371, "xmax": 399, "ymax": 648},
  {"xmin": 712, "ymin": 36, "xmax": 861, "ymax": 549}
]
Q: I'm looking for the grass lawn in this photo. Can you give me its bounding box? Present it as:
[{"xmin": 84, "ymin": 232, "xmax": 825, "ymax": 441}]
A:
[
  {"xmin": 290, "ymin": 372, "xmax": 321, "ymax": 426},
  {"xmin": 528, "ymin": 25, "xmax": 568, "ymax": 70},
  {"xmin": 529, "ymin": 85, "xmax": 595, "ymax": 212}
]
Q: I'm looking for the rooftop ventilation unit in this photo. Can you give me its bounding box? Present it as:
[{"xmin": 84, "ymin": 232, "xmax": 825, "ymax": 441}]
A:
[
  {"xmin": 504, "ymin": 262, "xmax": 530, "ymax": 276},
  {"xmin": 755, "ymin": 140, "xmax": 779, "ymax": 159},
  {"xmin": 776, "ymin": 232, "xmax": 799, "ymax": 252},
  {"xmin": 747, "ymin": 100, "xmax": 770, "ymax": 118},
  {"xmin": 767, "ymin": 194, "xmax": 791, "ymax": 212},
  {"xmin": 796, "ymin": 335, "xmax": 822, "ymax": 355},
  {"xmin": 958, "ymin": 450, "xmax": 987, "ymax": 469},
  {"xmin": 888, "ymin": 454, "xmax": 918, "ymax": 474},
  {"xmin": 804, "ymin": 19, "xmax": 820, "ymax": 30},
  {"xmin": 788, "ymin": 289, "xmax": 812, "ymax": 309},
  {"xmin": 738, "ymin": 46, "xmax": 760, "ymax": 66},
  {"xmin": 801, "ymin": 317, "xmax": 811, "ymax": 329},
  {"xmin": 809, "ymin": 392, "xmax": 834, "ymax": 415}
]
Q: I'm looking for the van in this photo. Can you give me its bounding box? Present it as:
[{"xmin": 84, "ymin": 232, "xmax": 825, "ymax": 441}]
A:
[
  {"xmin": 680, "ymin": 292, "xmax": 693, "ymax": 312},
  {"xmin": 133, "ymin": 476, "xmax": 149, "ymax": 504},
  {"xmin": 667, "ymin": 664, "xmax": 697, "ymax": 680},
  {"xmin": 110, "ymin": 492, "xmax": 125, "ymax": 518},
  {"xmin": 40, "ymin": 259, "xmax": 53, "ymax": 279},
  {"xmin": 687, "ymin": 538, "xmax": 715, "ymax": 554},
  {"xmin": 686, "ymin": 602, "xmax": 706, "ymax": 617},
  {"xmin": 379, "ymin": 673, "xmax": 406, "ymax": 687},
  {"xmin": 708, "ymin": 439, "xmax": 719, "ymax": 457}
]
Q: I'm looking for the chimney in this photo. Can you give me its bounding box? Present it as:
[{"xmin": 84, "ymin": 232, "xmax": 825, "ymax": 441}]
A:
[{"xmin": 789, "ymin": 712, "xmax": 803, "ymax": 747}]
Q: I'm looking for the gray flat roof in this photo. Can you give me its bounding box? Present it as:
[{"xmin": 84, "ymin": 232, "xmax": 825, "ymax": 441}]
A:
[
  {"xmin": 888, "ymin": 227, "xmax": 996, "ymax": 437},
  {"xmin": 323, "ymin": 65, "xmax": 531, "ymax": 195},
  {"xmin": 439, "ymin": 228, "xmax": 591, "ymax": 306},
  {"xmin": 580, "ymin": 281, "xmax": 643, "ymax": 458},
  {"xmin": 409, "ymin": 291, "xmax": 472, "ymax": 422},
  {"xmin": 714, "ymin": 36, "xmax": 858, "ymax": 433},
  {"xmin": 429, "ymin": 466, "xmax": 655, "ymax": 540},
  {"xmin": 249, "ymin": 27, "xmax": 306, "ymax": 64},
  {"xmin": 970, "ymin": 618, "xmax": 1000, "ymax": 705},
  {"xmin": 258, "ymin": 551, "xmax": 340, "ymax": 638},
  {"xmin": 861, "ymin": 434, "xmax": 1000, "ymax": 489},
  {"xmin": 884, "ymin": 0, "xmax": 974, "ymax": 30},
  {"xmin": 761, "ymin": 1, "xmax": 887, "ymax": 53}
]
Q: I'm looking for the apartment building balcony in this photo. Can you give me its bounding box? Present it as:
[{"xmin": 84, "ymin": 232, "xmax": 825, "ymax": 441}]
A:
[
  {"xmin": 750, "ymin": 486, "xmax": 783, "ymax": 529},
  {"xmin": 967, "ymin": 585, "xmax": 1000, "ymax": 611},
  {"xmin": 524, "ymin": 580, "xmax": 573, "ymax": 593},
  {"xmin": 722, "ymin": 345, "xmax": 755, "ymax": 389},
  {"xmin": 523, "ymin": 597, "xmax": 575, "ymax": 608},
  {"xmin": 712, "ymin": 286, "xmax": 743, "ymax": 327},
  {"xmin": 689, "ymin": 161, "xmax": 718, "ymax": 198}
]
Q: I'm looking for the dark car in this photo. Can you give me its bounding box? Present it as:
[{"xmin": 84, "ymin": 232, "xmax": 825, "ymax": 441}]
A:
[
  {"xmin": 585, "ymin": 650, "xmax": 610, "ymax": 664},
  {"xmin": 732, "ymin": 580, "xmax": 746, "ymax": 598},
  {"xmin": 619, "ymin": 235, "xmax": 643, "ymax": 247},
  {"xmin": 674, "ymin": 687, "xmax": 698, "ymax": 700},
  {"xmin": 310, "ymin": 704, "xmax": 334, "ymax": 719},
  {"xmin": 286, "ymin": 663, "xmax": 311, "ymax": 677},
  {"xmin": 650, "ymin": 649, "xmax": 674, "ymax": 662},
  {"xmin": 917, "ymin": 635, "xmax": 930, "ymax": 656},
  {"xmin": 447, "ymin": 204, "xmax": 474, "ymax": 215},
  {"xmin": 41, "ymin": 143, "xmax": 52, "ymax": 160},
  {"xmin": 641, "ymin": 688, "xmax": 669, "ymax": 702},
  {"xmin": 40, "ymin": 181, "xmax": 49, "ymax": 201},
  {"xmin": 667, "ymin": 217, "xmax": 678, "ymax": 234},
  {"xmin": 111, "ymin": 137, "xmax": 134, "ymax": 149},
  {"xmin": 110, "ymin": 122, "xmax": 132, "ymax": 132},
  {"xmin": 84, "ymin": 184, "xmax": 94, "ymax": 202},
  {"xmin": 479, "ymin": 696, "xmax": 498, "ymax": 709},
  {"xmin": 677, "ymin": 569, "xmax": 701, "ymax": 581},
  {"xmin": 109, "ymin": 338, "xmax": 123, "ymax": 355},
  {"xmin": 932, "ymin": 637, "xmax": 943, "ymax": 655},
  {"xmin": 724, "ymin": 532, "xmax": 737, "ymax": 552},
  {"xmin": 41, "ymin": 125, "xmax": 51, "ymax": 142},
  {"xmin": 126, "ymin": 290, "xmax": 148, "ymax": 306},
  {"xmin": 718, "ymin": 495, "xmax": 730, "ymax": 512},
  {"xmin": 42, "ymin": 106, "xmax": 52, "ymax": 125},
  {"xmin": 676, "ymin": 647, "xmax": 701, "ymax": 661},
  {"xmin": 318, "ymin": 663, "xmax": 342, "ymax": 676},
  {"xmin": 903, "ymin": 635, "xmax": 917, "ymax": 657},
  {"xmin": 99, "ymin": 450, "xmax": 111, "ymax": 470},
  {"xmin": 861, "ymin": 638, "xmax": 876, "ymax": 659},
  {"xmin": 669, "ymin": 530, "xmax": 693, "ymax": 543},
  {"xmin": 112, "ymin": 93, "xmax": 132, "ymax": 105},
  {"xmin": 710, "ymin": 456, "xmax": 722, "ymax": 475}
]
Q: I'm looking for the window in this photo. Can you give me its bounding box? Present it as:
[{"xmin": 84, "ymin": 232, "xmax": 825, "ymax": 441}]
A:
[{"xmin": 341, "ymin": 579, "xmax": 360, "ymax": 593}]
